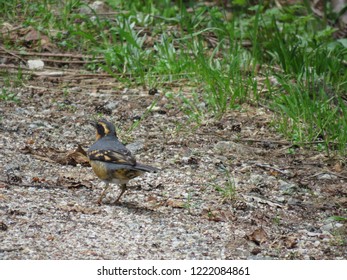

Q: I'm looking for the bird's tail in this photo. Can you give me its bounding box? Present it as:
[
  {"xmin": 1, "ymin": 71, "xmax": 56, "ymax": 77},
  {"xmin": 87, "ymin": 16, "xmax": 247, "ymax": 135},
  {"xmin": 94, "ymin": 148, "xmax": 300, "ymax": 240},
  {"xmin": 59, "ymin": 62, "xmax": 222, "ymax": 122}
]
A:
[{"xmin": 135, "ymin": 163, "xmax": 160, "ymax": 173}]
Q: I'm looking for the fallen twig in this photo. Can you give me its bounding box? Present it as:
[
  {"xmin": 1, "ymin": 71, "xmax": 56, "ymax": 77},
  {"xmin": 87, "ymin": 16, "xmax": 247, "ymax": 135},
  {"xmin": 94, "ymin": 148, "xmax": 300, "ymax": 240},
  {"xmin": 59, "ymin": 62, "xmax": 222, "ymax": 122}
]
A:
[
  {"xmin": 0, "ymin": 45, "xmax": 27, "ymax": 63},
  {"xmin": 254, "ymin": 163, "xmax": 291, "ymax": 175},
  {"xmin": 307, "ymin": 171, "xmax": 347, "ymax": 180},
  {"xmin": 0, "ymin": 47, "xmax": 103, "ymax": 59}
]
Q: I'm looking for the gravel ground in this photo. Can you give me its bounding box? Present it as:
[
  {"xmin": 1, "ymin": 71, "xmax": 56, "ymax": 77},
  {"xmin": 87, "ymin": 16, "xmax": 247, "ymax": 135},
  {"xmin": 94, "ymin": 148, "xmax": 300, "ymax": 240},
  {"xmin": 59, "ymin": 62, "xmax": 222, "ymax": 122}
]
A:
[{"xmin": 0, "ymin": 76, "xmax": 346, "ymax": 259}]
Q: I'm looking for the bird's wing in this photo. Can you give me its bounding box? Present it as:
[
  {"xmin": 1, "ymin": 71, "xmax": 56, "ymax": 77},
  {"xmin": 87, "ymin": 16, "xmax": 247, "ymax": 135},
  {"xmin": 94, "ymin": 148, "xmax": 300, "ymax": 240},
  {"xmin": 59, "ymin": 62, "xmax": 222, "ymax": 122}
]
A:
[{"xmin": 88, "ymin": 149, "xmax": 136, "ymax": 165}]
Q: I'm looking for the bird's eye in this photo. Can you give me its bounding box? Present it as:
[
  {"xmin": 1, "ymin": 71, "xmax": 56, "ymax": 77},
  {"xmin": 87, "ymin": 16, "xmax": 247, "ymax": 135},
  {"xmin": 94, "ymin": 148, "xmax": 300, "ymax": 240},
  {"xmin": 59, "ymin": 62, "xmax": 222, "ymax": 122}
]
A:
[{"xmin": 96, "ymin": 123, "xmax": 106, "ymax": 136}]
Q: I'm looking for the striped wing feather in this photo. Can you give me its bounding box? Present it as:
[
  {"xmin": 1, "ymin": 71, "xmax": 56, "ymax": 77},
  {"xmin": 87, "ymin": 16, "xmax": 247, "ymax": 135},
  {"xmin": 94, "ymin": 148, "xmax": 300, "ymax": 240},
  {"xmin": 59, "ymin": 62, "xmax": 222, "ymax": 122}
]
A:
[{"xmin": 88, "ymin": 149, "xmax": 136, "ymax": 165}]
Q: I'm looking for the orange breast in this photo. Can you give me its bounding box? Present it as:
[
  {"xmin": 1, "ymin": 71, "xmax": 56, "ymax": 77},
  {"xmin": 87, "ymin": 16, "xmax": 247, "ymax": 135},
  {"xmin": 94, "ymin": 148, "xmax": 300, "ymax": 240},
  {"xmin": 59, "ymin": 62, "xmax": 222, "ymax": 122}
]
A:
[
  {"xmin": 90, "ymin": 161, "xmax": 110, "ymax": 180},
  {"xmin": 90, "ymin": 160, "xmax": 144, "ymax": 182}
]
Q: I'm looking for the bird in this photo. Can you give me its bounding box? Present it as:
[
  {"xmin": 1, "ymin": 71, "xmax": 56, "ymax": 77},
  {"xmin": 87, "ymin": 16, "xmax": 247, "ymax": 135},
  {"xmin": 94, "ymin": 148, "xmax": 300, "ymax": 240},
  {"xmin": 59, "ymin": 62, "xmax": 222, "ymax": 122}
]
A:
[{"xmin": 87, "ymin": 119, "xmax": 159, "ymax": 204}]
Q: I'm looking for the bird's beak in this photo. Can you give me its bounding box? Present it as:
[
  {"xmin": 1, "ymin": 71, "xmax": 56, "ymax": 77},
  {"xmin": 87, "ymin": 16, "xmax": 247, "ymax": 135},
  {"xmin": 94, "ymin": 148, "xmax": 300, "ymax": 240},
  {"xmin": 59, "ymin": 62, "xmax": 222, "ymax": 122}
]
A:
[{"xmin": 89, "ymin": 120, "xmax": 97, "ymax": 128}]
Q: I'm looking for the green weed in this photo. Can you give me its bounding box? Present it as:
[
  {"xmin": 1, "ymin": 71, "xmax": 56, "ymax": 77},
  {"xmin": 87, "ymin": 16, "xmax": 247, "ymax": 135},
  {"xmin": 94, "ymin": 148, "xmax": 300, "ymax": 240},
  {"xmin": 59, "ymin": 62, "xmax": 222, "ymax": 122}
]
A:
[
  {"xmin": 214, "ymin": 169, "xmax": 237, "ymax": 202},
  {"xmin": 0, "ymin": 88, "xmax": 20, "ymax": 103},
  {"xmin": 0, "ymin": 1, "xmax": 346, "ymax": 154}
]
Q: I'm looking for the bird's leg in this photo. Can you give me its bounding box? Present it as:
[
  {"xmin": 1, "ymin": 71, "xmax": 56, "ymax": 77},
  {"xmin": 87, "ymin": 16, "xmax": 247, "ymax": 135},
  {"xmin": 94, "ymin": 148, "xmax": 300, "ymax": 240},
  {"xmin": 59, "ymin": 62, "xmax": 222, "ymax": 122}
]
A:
[
  {"xmin": 114, "ymin": 184, "xmax": 127, "ymax": 204},
  {"xmin": 97, "ymin": 182, "xmax": 110, "ymax": 205}
]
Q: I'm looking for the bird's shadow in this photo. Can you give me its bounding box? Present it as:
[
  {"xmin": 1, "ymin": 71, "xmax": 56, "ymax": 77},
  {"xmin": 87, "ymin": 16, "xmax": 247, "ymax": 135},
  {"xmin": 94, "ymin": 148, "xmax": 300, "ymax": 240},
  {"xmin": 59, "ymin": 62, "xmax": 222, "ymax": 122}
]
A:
[
  {"xmin": 102, "ymin": 200, "xmax": 162, "ymax": 216},
  {"xmin": 131, "ymin": 183, "xmax": 165, "ymax": 191}
]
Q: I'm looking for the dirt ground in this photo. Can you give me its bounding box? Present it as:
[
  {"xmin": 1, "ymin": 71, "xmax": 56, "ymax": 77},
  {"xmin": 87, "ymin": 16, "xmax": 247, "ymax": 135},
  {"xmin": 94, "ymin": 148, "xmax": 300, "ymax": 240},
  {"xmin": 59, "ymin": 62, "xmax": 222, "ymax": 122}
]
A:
[{"xmin": 0, "ymin": 72, "xmax": 346, "ymax": 259}]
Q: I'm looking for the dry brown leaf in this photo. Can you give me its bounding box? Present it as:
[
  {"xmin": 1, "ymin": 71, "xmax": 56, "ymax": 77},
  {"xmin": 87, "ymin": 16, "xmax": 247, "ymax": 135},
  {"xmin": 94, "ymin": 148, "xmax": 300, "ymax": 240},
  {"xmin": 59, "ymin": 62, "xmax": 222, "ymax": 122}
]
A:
[
  {"xmin": 46, "ymin": 235, "xmax": 55, "ymax": 241},
  {"xmin": 146, "ymin": 195, "xmax": 158, "ymax": 203},
  {"xmin": 269, "ymin": 170, "xmax": 279, "ymax": 176},
  {"xmin": 332, "ymin": 162, "xmax": 344, "ymax": 173},
  {"xmin": 22, "ymin": 27, "xmax": 55, "ymax": 51},
  {"xmin": 246, "ymin": 227, "xmax": 268, "ymax": 245},
  {"xmin": 21, "ymin": 145, "xmax": 65, "ymax": 163},
  {"xmin": 57, "ymin": 204, "xmax": 100, "ymax": 214},
  {"xmin": 1, "ymin": 23, "xmax": 19, "ymax": 41},
  {"xmin": 283, "ymin": 236, "xmax": 298, "ymax": 249},
  {"xmin": 31, "ymin": 177, "xmax": 46, "ymax": 183},
  {"xmin": 21, "ymin": 145, "xmax": 90, "ymax": 166},
  {"xmin": 166, "ymin": 199, "xmax": 185, "ymax": 208},
  {"xmin": 251, "ymin": 247, "xmax": 261, "ymax": 255},
  {"xmin": 201, "ymin": 208, "xmax": 235, "ymax": 222},
  {"xmin": 219, "ymin": 210, "xmax": 236, "ymax": 221},
  {"xmin": 337, "ymin": 197, "xmax": 347, "ymax": 208},
  {"xmin": 1, "ymin": 22, "xmax": 14, "ymax": 33},
  {"xmin": 201, "ymin": 208, "xmax": 223, "ymax": 222},
  {"xmin": 23, "ymin": 28, "xmax": 41, "ymax": 42},
  {"xmin": 57, "ymin": 176, "xmax": 93, "ymax": 189},
  {"xmin": 65, "ymin": 144, "xmax": 90, "ymax": 166}
]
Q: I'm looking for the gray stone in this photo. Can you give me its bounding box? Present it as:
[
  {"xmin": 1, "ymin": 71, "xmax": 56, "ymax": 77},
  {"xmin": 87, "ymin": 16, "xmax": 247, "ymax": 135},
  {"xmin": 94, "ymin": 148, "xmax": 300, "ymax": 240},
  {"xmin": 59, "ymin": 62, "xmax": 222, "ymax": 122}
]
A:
[
  {"xmin": 126, "ymin": 140, "xmax": 145, "ymax": 154},
  {"xmin": 279, "ymin": 180, "xmax": 297, "ymax": 193},
  {"xmin": 27, "ymin": 59, "xmax": 44, "ymax": 70},
  {"xmin": 317, "ymin": 173, "xmax": 338, "ymax": 180},
  {"xmin": 104, "ymin": 101, "xmax": 119, "ymax": 111}
]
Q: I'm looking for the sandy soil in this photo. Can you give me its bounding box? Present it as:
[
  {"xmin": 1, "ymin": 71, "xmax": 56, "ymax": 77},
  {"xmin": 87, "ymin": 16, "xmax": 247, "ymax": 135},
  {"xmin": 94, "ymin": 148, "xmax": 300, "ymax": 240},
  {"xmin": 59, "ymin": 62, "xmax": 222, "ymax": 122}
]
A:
[{"xmin": 0, "ymin": 74, "xmax": 346, "ymax": 259}]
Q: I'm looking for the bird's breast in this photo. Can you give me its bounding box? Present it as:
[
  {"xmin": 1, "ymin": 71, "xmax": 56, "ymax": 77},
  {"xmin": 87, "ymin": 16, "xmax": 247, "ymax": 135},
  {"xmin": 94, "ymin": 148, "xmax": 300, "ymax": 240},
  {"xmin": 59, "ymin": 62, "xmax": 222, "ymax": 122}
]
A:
[{"xmin": 89, "ymin": 160, "xmax": 144, "ymax": 184}]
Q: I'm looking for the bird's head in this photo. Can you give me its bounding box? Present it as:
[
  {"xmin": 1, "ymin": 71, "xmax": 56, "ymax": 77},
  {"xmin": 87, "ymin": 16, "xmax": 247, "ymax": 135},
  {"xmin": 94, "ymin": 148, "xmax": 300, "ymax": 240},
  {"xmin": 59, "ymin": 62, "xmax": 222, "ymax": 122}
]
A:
[{"xmin": 90, "ymin": 119, "xmax": 117, "ymax": 140}]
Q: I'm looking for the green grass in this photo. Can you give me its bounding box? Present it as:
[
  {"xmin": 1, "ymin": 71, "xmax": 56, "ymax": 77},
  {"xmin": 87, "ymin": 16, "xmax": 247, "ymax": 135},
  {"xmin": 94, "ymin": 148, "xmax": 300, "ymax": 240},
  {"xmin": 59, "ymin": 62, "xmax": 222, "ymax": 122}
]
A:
[
  {"xmin": 214, "ymin": 169, "xmax": 237, "ymax": 202},
  {"xmin": 0, "ymin": 88, "xmax": 19, "ymax": 103},
  {"xmin": 0, "ymin": 70, "xmax": 23, "ymax": 103},
  {"xmin": 0, "ymin": 0, "xmax": 346, "ymax": 154}
]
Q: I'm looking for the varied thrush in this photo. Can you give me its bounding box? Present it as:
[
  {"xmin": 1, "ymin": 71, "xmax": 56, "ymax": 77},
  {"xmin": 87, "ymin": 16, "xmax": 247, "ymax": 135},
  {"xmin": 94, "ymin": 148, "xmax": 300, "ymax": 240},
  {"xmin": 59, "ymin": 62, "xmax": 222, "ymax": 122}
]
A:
[{"xmin": 87, "ymin": 119, "xmax": 159, "ymax": 204}]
